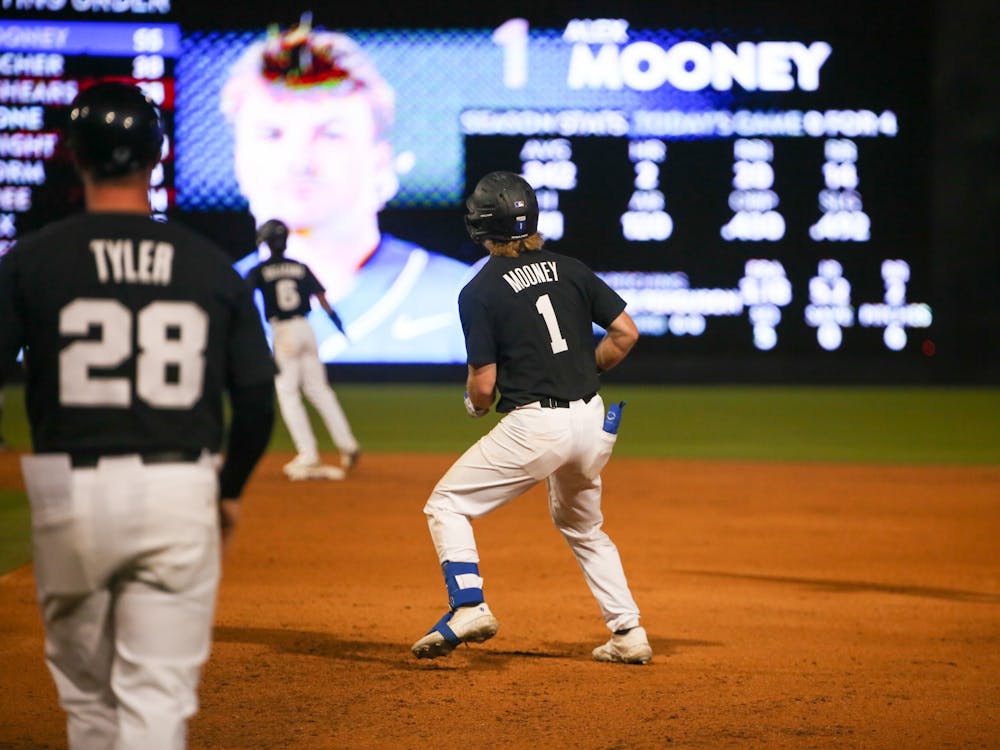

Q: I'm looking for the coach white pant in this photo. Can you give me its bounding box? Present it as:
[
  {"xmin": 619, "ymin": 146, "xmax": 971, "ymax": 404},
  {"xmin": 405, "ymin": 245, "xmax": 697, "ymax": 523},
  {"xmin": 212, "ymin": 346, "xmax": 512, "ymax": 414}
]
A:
[
  {"xmin": 423, "ymin": 394, "xmax": 642, "ymax": 633},
  {"xmin": 271, "ymin": 316, "xmax": 358, "ymax": 461},
  {"xmin": 21, "ymin": 453, "xmax": 220, "ymax": 750}
]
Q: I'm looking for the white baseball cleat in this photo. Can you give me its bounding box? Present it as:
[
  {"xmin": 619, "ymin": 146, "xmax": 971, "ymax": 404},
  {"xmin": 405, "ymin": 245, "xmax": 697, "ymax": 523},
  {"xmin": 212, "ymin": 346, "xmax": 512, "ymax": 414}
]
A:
[
  {"xmin": 592, "ymin": 626, "xmax": 653, "ymax": 664},
  {"xmin": 283, "ymin": 454, "xmax": 319, "ymax": 472},
  {"xmin": 282, "ymin": 455, "xmax": 346, "ymax": 481},
  {"xmin": 340, "ymin": 449, "xmax": 361, "ymax": 470},
  {"xmin": 411, "ymin": 602, "xmax": 499, "ymax": 659},
  {"xmin": 286, "ymin": 464, "xmax": 346, "ymax": 481}
]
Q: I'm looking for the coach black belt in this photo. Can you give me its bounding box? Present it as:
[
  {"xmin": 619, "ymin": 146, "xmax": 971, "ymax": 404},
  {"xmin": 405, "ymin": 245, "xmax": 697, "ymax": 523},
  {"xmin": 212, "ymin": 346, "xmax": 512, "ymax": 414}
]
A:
[
  {"xmin": 539, "ymin": 393, "xmax": 596, "ymax": 409},
  {"xmin": 68, "ymin": 450, "xmax": 203, "ymax": 468}
]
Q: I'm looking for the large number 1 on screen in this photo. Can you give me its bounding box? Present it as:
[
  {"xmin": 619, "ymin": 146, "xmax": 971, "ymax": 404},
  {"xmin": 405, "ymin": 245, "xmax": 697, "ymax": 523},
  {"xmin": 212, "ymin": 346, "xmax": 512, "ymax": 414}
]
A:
[
  {"xmin": 492, "ymin": 18, "xmax": 529, "ymax": 89},
  {"xmin": 535, "ymin": 293, "xmax": 568, "ymax": 354}
]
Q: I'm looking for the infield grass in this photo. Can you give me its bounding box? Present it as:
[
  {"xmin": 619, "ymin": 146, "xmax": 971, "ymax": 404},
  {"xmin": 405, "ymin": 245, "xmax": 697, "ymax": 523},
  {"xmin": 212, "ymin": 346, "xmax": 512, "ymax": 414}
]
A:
[
  {"xmin": 293, "ymin": 384, "xmax": 1000, "ymax": 465},
  {"xmin": 0, "ymin": 488, "xmax": 31, "ymax": 573},
  {"xmin": 3, "ymin": 383, "xmax": 998, "ymax": 464}
]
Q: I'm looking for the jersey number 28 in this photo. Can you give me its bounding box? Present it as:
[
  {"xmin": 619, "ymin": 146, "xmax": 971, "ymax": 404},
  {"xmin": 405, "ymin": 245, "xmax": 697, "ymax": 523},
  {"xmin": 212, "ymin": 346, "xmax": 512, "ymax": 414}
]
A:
[{"xmin": 59, "ymin": 299, "xmax": 208, "ymax": 409}]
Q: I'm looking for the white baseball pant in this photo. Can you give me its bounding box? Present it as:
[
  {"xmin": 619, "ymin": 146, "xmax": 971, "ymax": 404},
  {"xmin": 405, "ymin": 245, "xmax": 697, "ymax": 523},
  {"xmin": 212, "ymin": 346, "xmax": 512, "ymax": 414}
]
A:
[
  {"xmin": 20, "ymin": 452, "xmax": 221, "ymax": 750},
  {"xmin": 423, "ymin": 394, "xmax": 642, "ymax": 633},
  {"xmin": 270, "ymin": 316, "xmax": 358, "ymax": 462}
]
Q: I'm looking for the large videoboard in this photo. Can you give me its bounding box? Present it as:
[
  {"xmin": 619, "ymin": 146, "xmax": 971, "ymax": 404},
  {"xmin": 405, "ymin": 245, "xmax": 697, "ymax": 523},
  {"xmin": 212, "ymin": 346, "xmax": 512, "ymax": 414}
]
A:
[
  {"xmin": 175, "ymin": 10, "xmax": 934, "ymax": 370},
  {"xmin": 1, "ymin": 4, "xmax": 938, "ymax": 378}
]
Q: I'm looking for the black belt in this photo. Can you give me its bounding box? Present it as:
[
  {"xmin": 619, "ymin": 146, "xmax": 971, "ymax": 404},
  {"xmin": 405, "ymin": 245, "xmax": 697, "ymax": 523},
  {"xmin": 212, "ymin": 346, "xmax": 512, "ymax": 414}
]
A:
[
  {"xmin": 539, "ymin": 393, "xmax": 596, "ymax": 409},
  {"xmin": 69, "ymin": 450, "xmax": 203, "ymax": 469}
]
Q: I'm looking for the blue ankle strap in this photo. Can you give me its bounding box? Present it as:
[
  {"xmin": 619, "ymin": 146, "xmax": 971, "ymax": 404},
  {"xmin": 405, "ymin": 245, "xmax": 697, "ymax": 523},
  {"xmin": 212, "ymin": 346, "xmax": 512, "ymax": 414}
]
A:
[
  {"xmin": 442, "ymin": 561, "xmax": 484, "ymax": 608},
  {"xmin": 428, "ymin": 610, "xmax": 460, "ymax": 645}
]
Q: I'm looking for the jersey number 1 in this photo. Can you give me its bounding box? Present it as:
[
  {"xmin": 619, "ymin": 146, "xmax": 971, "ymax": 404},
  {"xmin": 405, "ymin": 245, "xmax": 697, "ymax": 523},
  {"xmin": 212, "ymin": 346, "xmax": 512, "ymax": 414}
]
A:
[
  {"xmin": 59, "ymin": 298, "xmax": 208, "ymax": 409},
  {"xmin": 535, "ymin": 293, "xmax": 568, "ymax": 354}
]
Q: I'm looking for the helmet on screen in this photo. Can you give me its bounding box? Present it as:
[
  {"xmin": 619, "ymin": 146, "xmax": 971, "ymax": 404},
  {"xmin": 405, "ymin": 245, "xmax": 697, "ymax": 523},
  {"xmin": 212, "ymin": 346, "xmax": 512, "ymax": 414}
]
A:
[
  {"xmin": 66, "ymin": 82, "xmax": 164, "ymax": 179},
  {"xmin": 464, "ymin": 171, "xmax": 539, "ymax": 243},
  {"xmin": 256, "ymin": 218, "xmax": 289, "ymax": 253}
]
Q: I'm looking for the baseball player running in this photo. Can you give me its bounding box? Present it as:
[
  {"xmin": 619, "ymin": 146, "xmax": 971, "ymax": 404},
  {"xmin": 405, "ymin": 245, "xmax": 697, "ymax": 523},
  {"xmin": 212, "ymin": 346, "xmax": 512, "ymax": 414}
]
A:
[
  {"xmin": 247, "ymin": 219, "xmax": 360, "ymax": 480},
  {"xmin": 411, "ymin": 171, "xmax": 651, "ymax": 664},
  {"xmin": 0, "ymin": 82, "xmax": 277, "ymax": 749}
]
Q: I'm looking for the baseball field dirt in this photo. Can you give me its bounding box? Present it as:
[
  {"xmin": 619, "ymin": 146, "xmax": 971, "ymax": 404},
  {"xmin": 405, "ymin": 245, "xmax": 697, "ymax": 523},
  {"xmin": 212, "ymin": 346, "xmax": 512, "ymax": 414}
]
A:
[{"xmin": 1, "ymin": 449, "xmax": 998, "ymax": 749}]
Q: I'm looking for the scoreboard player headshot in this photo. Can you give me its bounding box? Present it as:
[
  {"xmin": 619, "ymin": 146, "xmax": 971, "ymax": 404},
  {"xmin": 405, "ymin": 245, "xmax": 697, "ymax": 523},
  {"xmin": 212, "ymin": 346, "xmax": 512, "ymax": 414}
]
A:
[{"xmin": 219, "ymin": 14, "xmax": 472, "ymax": 363}]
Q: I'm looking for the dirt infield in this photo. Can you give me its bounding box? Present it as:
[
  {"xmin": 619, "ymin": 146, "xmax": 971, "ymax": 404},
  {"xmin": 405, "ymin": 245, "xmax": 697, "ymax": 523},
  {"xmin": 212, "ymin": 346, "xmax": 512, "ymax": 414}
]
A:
[{"xmin": 1, "ymin": 449, "xmax": 998, "ymax": 749}]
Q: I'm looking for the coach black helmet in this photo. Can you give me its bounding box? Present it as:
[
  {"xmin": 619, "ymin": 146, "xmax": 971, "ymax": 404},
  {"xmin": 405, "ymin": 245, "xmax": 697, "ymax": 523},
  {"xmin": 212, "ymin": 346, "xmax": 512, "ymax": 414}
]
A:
[
  {"xmin": 256, "ymin": 218, "xmax": 289, "ymax": 252},
  {"xmin": 464, "ymin": 171, "xmax": 539, "ymax": 242},
  {"xmin": 66, "ymin": 82, "xmax": 164, "ymax": 179}
]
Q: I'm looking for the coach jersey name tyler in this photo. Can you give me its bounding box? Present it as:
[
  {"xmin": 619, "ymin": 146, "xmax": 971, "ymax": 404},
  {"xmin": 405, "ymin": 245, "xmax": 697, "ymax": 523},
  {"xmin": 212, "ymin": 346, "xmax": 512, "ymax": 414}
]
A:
[{"xmin": 89, "ymin": 238, "xmax": 174, "ymax": 285}]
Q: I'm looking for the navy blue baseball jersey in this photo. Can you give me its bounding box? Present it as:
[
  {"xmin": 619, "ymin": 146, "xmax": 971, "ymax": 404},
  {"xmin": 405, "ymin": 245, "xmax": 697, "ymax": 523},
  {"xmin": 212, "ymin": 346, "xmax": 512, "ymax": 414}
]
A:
[
  {"xmin": 246, "ymin": 257, "xmax": 324, "ymax": 321},
  {"xmin": 0, "ymin": 212, "xmax": 276, "ymax": 455},
  {"xmin": 459, "ymin": 248, "xmax": 626, "ymax": 412},
  {"xmin": 234, "ymin": 234, "xmax": 473, "ymax": 363}
]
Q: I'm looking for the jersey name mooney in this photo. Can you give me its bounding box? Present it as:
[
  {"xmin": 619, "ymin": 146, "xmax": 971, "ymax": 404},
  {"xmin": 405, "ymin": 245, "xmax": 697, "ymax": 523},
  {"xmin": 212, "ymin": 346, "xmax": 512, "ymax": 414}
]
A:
[
  {"xmin": 90, "ymin": 238, "xmax": 173, "ymax": 285},
  {"xmin": 502, "ymin": 260, "xmax": 559, "ymax": 293}
]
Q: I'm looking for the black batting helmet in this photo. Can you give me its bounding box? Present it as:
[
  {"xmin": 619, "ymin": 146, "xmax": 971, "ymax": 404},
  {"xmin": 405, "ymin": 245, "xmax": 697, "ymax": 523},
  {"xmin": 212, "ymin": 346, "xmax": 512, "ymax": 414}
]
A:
[
  {"xmin": 65, "ymin": 82, "xmax": 164, "ymax": 179},
  {"xmin": 256, "ymin": 218, "xmax": 289, "ymax": 252},
  {"xmin": 464, "ymin": 171, "xmax": 539, "ymax": 243}
]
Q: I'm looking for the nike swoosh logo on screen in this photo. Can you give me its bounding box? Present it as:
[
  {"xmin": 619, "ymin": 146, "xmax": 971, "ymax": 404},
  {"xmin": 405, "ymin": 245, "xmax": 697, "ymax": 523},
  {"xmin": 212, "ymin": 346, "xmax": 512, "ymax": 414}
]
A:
[{"xmin": 391, "ymin": 313, "xmax": 456, "ymax": 340}]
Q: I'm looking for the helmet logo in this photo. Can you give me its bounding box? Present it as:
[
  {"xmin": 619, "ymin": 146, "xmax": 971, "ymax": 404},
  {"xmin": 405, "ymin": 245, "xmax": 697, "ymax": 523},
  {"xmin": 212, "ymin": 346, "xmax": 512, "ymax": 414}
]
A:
[{"xmin": 464, "ymin": 171, "xmax": 538, "ymax": 243}]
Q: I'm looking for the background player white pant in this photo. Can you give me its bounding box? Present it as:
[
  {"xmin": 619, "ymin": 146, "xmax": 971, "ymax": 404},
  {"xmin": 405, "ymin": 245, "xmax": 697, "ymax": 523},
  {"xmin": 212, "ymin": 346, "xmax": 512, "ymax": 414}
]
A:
[
  {"xmin": 271, "ymin": 316, "xmax": 358, "ymax": 462},
  {"xmin": 423, "ymin": 395, "xmax": 642, "ymax": 633},
  {"xmin": 20, "ymin": 453, "xmax": 220, "ymax": 750}
]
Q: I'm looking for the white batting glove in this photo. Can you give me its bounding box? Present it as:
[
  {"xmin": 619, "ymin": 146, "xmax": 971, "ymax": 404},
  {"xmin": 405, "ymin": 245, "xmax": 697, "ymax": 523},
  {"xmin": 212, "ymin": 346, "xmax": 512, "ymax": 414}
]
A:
[{"xmin": 464, "ymin": 392, "xmax": 489, "ymax": 418}]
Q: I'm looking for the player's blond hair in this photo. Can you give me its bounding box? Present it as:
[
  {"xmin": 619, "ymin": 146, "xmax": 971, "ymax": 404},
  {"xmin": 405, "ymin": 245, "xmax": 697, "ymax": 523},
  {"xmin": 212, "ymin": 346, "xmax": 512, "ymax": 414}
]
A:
[{"xmin": 486, "ymin": 233, "xmax": 545, "ymax": 258}]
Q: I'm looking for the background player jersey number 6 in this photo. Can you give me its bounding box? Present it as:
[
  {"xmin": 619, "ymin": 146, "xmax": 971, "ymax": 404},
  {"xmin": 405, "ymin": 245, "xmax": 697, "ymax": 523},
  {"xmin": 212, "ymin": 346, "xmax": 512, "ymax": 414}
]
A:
[
  {"xmin": 275, "ymin": 278, "xmax": 301, "ymax": 312},
  {"xmin": 59, "ymin": 298, "xmax": 208, "ymax": 409}
]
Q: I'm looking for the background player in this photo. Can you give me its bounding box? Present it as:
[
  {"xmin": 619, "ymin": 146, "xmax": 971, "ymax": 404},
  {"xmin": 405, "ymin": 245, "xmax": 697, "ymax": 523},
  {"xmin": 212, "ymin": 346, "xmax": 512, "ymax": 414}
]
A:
[
  {"xmin": 411, "ymin": 171, "xmax": 652, "ymax": 665},
  {"xmin": 0, "ymin": 82, "xmax": 276, "ymax": 748},
  {"xmin": 247, "ymin": 219, "xmax": 360, "ymax": 480},
  {"xmin": 222, "ymin": 14, "xmax": 472, "ymax": 363}
]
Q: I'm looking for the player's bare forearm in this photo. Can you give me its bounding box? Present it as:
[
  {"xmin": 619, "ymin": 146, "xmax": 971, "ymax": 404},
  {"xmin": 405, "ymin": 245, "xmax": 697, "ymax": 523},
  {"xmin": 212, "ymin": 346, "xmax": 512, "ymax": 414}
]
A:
[
  {"xmin": 596, "ymin": 311, "xmax": 639, "ymax": 372},
  {"xmin": 466, "ymin": 363, "xmax": 497, "ymax": 411}
]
